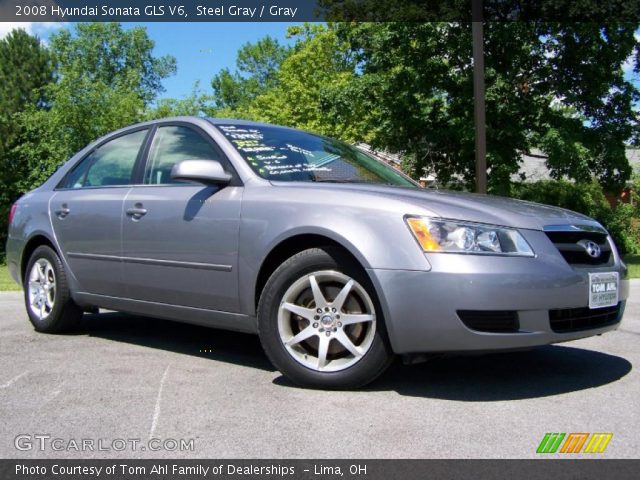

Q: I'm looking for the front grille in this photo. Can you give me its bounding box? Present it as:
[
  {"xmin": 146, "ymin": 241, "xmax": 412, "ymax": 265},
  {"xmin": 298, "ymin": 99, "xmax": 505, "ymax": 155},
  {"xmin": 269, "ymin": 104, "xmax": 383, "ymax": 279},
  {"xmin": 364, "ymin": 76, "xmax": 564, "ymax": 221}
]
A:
[
  {"xmin": 549, "ymin": 303, "xmax": 621, "ymax": 333},
  {"xmin": 458, "ymin": 310, "xmax": 520, "ymax": 333},
  {"xmin": 545, "ymin": 230, "xmax": 612, "ymax": 266}
]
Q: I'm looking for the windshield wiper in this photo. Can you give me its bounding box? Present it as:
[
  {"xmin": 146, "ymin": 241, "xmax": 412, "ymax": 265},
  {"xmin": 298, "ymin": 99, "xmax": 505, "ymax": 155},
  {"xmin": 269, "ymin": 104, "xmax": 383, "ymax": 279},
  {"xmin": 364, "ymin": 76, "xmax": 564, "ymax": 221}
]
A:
[{"xmin": 313, "ymin": 178, "xmax": 366, "ymax": 184}]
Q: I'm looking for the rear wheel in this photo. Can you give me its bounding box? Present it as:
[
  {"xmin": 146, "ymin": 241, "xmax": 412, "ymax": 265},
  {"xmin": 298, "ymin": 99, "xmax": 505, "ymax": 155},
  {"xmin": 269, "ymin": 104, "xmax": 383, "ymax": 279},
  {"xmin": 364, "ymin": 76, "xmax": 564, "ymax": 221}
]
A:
[
  {"xmin": 23, "ymin": 245, "xmax": 83, "ymax": 333},
  {"xmin": 258, "ymin": 247, "xmax": 393, "ymax": 389}
]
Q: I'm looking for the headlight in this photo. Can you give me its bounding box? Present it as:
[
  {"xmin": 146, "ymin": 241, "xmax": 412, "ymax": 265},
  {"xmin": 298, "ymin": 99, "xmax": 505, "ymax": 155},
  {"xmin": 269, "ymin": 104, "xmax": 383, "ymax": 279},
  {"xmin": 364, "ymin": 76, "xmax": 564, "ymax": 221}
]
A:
[{"xmin": 405, "ymin": 216, "xmax": 534, "ymax": 256}]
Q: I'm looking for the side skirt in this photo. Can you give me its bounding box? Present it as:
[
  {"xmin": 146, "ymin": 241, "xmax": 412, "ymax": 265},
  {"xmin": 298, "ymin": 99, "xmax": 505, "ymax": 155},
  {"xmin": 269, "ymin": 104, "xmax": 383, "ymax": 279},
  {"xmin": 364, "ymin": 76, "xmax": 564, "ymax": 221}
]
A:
[{"xmin": 73, "ymin": 292, "xmax": 258, "ymax": 334}]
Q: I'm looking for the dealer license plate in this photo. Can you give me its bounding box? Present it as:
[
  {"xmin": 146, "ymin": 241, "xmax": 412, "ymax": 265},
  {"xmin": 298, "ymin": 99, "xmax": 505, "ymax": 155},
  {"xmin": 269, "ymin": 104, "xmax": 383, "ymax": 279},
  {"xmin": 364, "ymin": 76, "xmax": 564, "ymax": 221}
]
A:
[{"xmin": 589, "ymin": 272, "xmax": 619, "ymax": 309}]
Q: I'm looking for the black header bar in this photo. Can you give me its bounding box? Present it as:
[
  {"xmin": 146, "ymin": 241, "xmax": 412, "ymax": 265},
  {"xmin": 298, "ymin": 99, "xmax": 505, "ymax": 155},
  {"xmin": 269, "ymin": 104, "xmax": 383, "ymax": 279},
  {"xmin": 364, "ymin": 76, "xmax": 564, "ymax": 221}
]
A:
[
  {"xmin": 1, "ymin": 0, "xmax": 640, "ymax": 22},
  {"xmin": 1, "ymin": 459, "xmax": 640, "ymax": 480}
]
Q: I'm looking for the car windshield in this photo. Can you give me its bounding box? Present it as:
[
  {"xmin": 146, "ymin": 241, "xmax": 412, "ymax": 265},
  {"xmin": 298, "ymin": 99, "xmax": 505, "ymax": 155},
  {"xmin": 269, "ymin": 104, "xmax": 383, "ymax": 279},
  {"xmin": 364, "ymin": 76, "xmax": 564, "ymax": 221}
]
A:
[{"xmin": 214, "ymin": 122, "xmax": 417, "ymax": 187}]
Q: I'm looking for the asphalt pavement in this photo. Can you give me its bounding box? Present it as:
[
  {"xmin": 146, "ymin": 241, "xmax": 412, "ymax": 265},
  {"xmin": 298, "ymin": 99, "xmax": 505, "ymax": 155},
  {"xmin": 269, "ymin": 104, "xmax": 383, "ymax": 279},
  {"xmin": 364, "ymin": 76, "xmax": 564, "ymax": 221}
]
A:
[{"xmin": 0, "ymin": 283, "xmax": 638, "ymax": 459}]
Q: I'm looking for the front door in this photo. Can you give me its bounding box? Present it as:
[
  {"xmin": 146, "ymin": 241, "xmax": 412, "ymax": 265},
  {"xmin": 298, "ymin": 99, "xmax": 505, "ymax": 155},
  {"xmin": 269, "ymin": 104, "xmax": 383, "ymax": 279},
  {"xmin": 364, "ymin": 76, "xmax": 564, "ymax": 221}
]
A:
[{"xmin": 121, "ymin": 125, "xmax": 242, "ymax": 312}]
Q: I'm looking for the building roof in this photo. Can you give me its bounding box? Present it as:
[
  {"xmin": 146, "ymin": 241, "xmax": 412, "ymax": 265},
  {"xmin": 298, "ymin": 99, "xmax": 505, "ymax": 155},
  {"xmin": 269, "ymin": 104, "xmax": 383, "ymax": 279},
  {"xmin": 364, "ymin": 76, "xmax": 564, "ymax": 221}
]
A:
[
  {"xmin": 357, "ymin": 142, "xmax": 640, "ymax": 185},
  {"xmin": 516, "ymin": 148, "xmax": 640, "ymax": 183}
]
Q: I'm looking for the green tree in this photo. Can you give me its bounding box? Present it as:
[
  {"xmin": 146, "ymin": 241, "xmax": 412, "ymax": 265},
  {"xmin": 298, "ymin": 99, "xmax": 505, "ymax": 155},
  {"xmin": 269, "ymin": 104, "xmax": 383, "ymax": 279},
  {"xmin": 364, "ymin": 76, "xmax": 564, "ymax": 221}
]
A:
[
  {"xmin": 0, "ymin": 29, "xmax": 53, "ymax": 254},
  {"xmin": 245, "ymin": 25, "xmax": 362, "ymax": 140},
  {"xmin": 210, "ymin": 22, "xmax": 639, "ymax": 192},
  {"xmin": 145, "ymin": 82, "xmax": 216, "ymax": 119},
  {"xmin": 12, "ymin": 23, "xmax": 176, "ymax": 183},
  {"xmin": 211, "ymin": 35, "xmax": 290, "ymax": 110},
  {"xmin": 2, "ymin": 22, "xmax": 177, "ymax": 256},
  {"xmin": 49, "ymin": 23, "xmax": 176, "ymax": 105},
  {"xmin": 322, "ymin": 22, "xmax": 640, "ymax": 192},
  {"xmin": 0, "ymin": 28, "xmax": 53, "ymax": 174},
  {"xmin": 0, "ymin": 29, "xmax": 52, "ymax": 115}
]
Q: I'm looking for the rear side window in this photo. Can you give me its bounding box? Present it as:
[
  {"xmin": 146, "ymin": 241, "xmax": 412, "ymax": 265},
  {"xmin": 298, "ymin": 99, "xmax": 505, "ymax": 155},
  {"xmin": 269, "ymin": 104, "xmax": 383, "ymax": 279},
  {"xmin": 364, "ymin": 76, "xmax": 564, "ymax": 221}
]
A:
[
  {"xmin": 62, "ymin": 129, "xmax": 148, "ymax": 189},
  {"xmin": 144, "ymin": 126, "xmax": 221, "ymax": 185}
]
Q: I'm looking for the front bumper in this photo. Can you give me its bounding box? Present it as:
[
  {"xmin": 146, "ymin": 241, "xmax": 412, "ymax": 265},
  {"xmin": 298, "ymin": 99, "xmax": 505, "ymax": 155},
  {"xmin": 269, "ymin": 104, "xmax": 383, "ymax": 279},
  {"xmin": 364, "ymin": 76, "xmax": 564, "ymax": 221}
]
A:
[{"xmin": 368, "ymin": 230, "xmax": 629, "ymax": 355}]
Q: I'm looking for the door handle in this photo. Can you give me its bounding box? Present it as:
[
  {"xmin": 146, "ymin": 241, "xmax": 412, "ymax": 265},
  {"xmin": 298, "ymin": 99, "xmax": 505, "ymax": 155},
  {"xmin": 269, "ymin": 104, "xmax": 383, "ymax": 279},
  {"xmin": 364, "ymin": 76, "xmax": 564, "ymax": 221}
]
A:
[
  {"xmin": 126, "ymin": 204, "xmax": 148, "ymax": 220},
  {"xmin": 55, "ymin": 205, "xmax": 70, "ymax": 218}
]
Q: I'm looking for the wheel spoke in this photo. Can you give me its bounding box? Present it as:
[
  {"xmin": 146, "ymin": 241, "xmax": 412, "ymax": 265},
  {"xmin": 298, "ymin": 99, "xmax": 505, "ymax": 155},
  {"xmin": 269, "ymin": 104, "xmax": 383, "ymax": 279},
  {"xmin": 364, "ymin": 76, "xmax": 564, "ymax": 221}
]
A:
[
  {"xmin": 308, "ymin": 275, "xmax": 327, "ymax": 309},
  {"xmin": 45, "ymin": 265, "xmax": 55, "ymax": 282},
  {"xmin": 285, "ymin": 326, "xmax": 316, "ymax": 346},
  {"xmin": 277, "ymin": 269, "xmax": 377, "ymax": 374},
  {"xmin": 335, "ymin": 329, "xmax": 364, "ymax": 357},
  {"xmin": 331, "ymin": 279, "xmax": 354, "ymax": 312},
  {"xmin": 340, "ymin": 313, "xmax": 375, "ymax": 326},
  {"xmin": 45, "ymin": 295, "xmax": 54, "ymax": 310},
  {"xmin": 317, "ymin": 335, "xmax": 330, "ymax": 370},
  {"xmin": 37, "ymin": 265, "xmax": 45, "ymax": 281},
  {"xmin": 282, "ymin": 302, "xmax": 315, "ymax": 321}
]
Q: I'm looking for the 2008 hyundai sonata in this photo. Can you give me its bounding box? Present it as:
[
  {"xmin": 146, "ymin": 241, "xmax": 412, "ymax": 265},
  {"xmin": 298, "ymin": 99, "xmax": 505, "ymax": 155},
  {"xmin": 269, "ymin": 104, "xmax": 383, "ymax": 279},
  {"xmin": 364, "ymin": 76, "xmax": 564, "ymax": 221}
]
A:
[{"xmin": 6, "ymin": 117, "xmax": 629, "ymax": 388}]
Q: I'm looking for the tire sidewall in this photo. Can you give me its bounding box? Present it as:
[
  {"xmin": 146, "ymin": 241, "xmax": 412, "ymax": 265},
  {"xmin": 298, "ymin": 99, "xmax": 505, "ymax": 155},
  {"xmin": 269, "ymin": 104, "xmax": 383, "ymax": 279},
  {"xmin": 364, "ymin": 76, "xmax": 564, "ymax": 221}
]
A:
[
  {"xmin": 23, "ymin": 245, "xmax": 74, "ymax": 332},
  {"xmin": 258, "ymin": 248, "xmax": 392, "ymax": 389}
]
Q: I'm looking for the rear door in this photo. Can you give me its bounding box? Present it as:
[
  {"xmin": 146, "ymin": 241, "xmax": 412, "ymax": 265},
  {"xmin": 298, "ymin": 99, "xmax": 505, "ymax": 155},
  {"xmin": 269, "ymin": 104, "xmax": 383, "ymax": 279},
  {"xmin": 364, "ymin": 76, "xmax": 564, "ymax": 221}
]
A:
[
  {"xmin": 121, "ymin": 124, "xmax": 243, "ymax": 312},
  {"xmin": 50, "ymin": 128, "xmax": 150, "ymax": 297}
]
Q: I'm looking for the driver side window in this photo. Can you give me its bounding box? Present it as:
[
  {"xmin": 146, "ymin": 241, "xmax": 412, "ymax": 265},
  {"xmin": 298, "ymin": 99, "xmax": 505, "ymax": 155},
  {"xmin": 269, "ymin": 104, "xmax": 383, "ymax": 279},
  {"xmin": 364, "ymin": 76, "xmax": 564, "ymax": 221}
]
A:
[{"xmin": 144, "ymin": 126, "xmax": 221, "ymax": 185}]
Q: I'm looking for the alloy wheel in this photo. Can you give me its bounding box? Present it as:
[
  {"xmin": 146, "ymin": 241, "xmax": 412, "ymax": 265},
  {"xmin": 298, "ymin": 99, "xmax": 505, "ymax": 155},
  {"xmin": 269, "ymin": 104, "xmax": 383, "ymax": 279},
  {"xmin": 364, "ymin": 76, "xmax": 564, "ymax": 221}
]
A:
[
  {"xmin": 27, "ymin": 258, "xmax": 56, "ymax": 320},
  {"xmin": 277, "ymin": 270, "xmax": 376, "ymax": 372}
]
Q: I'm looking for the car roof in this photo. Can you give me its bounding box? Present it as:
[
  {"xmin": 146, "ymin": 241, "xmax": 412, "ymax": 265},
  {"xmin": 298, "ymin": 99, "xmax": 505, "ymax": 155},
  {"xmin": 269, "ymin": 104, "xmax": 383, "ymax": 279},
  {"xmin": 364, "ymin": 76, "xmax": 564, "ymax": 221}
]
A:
[
  {"xmin": 206, "ymin": 117, "xmax": 305, "ymax": 132},
  {"xmin": 116, "ymin": 116, "xmax": 303, "ymax": 134},
  {"xmin": 208, "ymin": 117, "xmax": 271, "ymax": 127}
]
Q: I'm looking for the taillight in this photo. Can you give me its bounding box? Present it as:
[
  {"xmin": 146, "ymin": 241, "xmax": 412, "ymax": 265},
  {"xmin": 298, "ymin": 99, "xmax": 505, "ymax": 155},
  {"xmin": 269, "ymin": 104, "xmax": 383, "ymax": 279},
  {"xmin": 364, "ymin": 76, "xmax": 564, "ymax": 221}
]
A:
[{"xmin": 8, "ymin": 203, "xmax": 17, "ymax": 225}]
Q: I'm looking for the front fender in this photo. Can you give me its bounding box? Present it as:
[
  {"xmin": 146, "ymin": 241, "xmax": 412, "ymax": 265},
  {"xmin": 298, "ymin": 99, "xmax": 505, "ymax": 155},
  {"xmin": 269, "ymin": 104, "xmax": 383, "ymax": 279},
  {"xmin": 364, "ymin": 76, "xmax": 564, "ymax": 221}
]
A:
[{"xmin": 237, "ymin": 186, "xmax": 432, "ymax": 316}]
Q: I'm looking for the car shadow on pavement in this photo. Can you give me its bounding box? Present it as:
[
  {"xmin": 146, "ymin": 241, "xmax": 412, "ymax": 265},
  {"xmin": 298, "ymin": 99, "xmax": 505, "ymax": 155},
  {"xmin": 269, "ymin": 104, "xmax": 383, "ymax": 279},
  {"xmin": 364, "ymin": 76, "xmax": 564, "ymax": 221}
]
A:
[
  {"xmin": 82, "ymin": 312, "xmax": 276, "ymax": 372},
  {"xmin": 274, "ymin": 345, "xmax": 632, "ymax": 400},
  {"xmin": 80, "ymin": 312, "xmax": 631, "ymax": 399},
  {"xmin": 367, "ymin": 345, "xmax": 632, "ymax": 400}
]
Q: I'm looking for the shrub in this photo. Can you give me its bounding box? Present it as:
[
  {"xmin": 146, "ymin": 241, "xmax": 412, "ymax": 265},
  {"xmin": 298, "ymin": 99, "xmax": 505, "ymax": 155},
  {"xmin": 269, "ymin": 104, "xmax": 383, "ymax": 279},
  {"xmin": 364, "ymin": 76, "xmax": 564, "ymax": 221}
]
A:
[{"xmin": 510, "ymin": 180, "xmax": 640, "ymax": 255}]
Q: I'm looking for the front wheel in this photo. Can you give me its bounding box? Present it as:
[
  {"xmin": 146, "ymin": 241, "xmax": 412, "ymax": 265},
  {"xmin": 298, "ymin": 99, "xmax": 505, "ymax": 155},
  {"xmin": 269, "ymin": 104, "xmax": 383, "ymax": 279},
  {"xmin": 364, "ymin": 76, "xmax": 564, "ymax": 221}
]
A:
[{"xmin": 258, "ymin": 247, "xmax": 393, "ymax": 389}]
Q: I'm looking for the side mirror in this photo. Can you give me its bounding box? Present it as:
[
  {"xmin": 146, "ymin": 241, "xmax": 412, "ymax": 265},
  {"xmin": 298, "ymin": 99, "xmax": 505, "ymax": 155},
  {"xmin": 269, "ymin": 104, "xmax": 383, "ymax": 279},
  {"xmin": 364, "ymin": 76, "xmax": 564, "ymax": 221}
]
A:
[{"xmin": 170, "ymin": 160, "xmax": 232, "ymax": 185}]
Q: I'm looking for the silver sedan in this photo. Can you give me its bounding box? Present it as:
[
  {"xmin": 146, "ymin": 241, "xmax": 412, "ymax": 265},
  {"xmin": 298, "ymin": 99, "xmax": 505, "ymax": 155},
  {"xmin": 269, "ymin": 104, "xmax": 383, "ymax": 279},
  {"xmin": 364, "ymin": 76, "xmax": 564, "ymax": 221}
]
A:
[{"xmin": 6, "ymin": 117, "xmax": 629, "ymax": 388}]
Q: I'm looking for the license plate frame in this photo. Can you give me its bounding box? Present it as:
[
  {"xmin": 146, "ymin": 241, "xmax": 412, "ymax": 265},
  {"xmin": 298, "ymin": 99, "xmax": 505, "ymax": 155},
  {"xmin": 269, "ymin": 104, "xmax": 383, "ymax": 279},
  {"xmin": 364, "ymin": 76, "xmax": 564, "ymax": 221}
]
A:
[{"xmin": 589, "ymin": 272, "xmax": 619, "ymax": 309}]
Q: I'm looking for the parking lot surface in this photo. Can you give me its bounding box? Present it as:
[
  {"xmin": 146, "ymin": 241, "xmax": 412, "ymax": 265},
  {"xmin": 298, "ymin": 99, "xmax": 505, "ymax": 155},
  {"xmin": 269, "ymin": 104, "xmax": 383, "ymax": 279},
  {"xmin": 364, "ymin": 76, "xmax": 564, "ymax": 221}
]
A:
[{"xmin": 1, "ymin": 283, "xmax": 638, "ymax": 458}]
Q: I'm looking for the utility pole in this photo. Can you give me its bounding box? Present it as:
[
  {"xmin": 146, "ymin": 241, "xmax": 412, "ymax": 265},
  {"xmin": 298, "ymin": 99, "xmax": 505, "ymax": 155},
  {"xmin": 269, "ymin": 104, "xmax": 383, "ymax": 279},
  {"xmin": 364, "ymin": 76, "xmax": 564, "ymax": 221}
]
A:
[{"xmin": 472, "ymin": 0, "xmax": 487, "ymax": 194}]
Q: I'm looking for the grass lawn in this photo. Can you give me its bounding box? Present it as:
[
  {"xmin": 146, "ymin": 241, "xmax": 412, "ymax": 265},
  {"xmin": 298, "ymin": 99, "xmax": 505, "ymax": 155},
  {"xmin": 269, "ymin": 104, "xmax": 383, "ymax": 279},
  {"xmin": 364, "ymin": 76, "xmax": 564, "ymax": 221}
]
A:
[
  {"xmin": 623, "ymin": 255, "xmax": 640, "ymax": 279},
  {"xmin": 0, "ymin": 263, "xmax": 21, "ymax": 291}
]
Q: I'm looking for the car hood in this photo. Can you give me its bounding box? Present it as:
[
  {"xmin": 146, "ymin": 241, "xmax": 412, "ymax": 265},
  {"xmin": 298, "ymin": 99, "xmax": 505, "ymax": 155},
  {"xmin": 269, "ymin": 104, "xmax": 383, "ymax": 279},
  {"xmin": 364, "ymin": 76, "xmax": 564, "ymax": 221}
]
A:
[{"xmin": 271, "ymin": 182, "xmax": 601, "ymax": 231}]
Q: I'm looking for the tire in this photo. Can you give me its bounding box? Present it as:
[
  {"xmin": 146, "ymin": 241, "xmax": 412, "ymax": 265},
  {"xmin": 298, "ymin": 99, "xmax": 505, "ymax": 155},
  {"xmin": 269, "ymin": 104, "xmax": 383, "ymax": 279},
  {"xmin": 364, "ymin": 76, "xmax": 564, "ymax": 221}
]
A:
[
  {"xmin": 23, "ymin": 245, "xmax": 83, "ymax": 333},
  {"xmin": 258, "ymin": 247, "xmax": 393, "ymax": 389}
]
